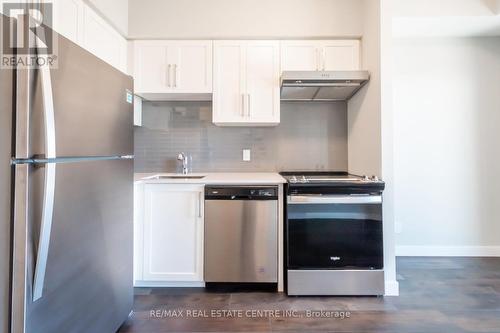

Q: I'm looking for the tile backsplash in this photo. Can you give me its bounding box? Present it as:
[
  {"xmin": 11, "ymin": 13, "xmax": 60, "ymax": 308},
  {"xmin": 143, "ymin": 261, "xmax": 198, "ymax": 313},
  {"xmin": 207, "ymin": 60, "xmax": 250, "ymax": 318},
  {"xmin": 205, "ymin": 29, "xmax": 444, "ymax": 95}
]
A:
[{"xmin": 134, "ymin": 101, "xmax": 348, "ymax": 173}]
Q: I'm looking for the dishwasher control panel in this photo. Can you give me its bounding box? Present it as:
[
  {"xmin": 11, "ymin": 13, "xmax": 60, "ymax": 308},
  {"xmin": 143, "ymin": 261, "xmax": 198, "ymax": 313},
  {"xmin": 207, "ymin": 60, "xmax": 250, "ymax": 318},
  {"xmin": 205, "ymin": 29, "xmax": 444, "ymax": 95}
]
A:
[{"xmin": 205, "ymin": 186, "xmax": 278, "ymax": 200}]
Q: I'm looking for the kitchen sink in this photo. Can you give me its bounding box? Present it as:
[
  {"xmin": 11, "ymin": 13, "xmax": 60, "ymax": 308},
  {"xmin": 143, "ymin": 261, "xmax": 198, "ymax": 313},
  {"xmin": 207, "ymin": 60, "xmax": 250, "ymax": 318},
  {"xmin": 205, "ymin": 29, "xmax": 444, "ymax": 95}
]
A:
[{"xmin": 150, "ymin": 175, "xmax": 206, "ymax": 180}]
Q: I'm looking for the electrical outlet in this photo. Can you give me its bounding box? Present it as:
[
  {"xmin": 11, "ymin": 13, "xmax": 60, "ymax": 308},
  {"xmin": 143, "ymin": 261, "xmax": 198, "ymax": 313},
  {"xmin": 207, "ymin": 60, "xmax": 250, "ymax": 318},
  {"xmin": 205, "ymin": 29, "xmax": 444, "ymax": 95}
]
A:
[{"xmin": 243, "ymin": 149, "xmax": 251, "ymax": 161}]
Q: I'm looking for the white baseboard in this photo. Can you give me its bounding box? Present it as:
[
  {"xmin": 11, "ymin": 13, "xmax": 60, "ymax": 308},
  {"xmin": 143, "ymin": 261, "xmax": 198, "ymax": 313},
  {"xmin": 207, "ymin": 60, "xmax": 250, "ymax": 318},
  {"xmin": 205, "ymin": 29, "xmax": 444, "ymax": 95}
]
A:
[
  {"xmin": 135, "ymin": 279, "xmax": 402, "ymax": 296},
  {"xmin": 384, "ymin": 280, "xmax": 399, "ymax": 296},
  {"xmin": 396, "ymin": 245, "xmax": 500, "ymax": 257}
]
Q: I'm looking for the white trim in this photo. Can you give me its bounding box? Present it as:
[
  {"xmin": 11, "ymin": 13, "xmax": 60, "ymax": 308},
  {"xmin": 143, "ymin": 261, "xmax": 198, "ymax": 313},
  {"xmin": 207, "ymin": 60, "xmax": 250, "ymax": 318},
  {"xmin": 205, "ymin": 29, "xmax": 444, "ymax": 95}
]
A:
[
  {"xmin": 82, "ymin": 0, "xmax": 128, "ymax": 38},
  {"xmin": 396, "ymin": 246, "xmax": 500, "ymax": 257},
  {"xmin": 278, "ymin": 184, "xmax": 284, "ymax": 292},
  {"xmin": 384, "ymin": 280, "xmax": 399, "ymax": 296},
  {"xmin": 134, "ymin": 281, "xmax": 205, "ymax": 288}
]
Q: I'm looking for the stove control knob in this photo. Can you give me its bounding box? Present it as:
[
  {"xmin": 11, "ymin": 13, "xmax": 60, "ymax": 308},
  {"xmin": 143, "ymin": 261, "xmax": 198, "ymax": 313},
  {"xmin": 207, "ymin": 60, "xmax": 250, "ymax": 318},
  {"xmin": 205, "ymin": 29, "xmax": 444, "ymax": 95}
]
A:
[
  {"xmin": 370, "ymin": 175, "xmax": 379, "ymax": 182},
  {"xmin": 301, "ymin": 176, "xmax": 307, "ymax": 183},
  {"xmin": 362, "ymin": 175, "xmax": 370, "ymax": 181},
  {"xmin": 290, "ymin": 176, "xmax": 297, "ymax": 183}
]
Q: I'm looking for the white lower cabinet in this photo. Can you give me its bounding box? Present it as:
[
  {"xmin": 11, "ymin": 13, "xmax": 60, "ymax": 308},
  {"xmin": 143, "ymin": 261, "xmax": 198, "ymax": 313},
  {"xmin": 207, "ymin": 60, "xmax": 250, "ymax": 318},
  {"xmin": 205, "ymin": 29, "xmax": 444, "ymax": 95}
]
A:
[{"xmin": 135, "ymin": 184, "xmax": 204, "ymax": 285}]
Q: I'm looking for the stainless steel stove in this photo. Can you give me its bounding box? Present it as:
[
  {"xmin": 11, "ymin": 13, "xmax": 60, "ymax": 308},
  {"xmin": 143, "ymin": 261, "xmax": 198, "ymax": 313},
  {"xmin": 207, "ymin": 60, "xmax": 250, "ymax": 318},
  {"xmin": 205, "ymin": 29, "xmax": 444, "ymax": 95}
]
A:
[{"xmin": 280, "ymin": 171, "xmax": 385, "ymax": 296}]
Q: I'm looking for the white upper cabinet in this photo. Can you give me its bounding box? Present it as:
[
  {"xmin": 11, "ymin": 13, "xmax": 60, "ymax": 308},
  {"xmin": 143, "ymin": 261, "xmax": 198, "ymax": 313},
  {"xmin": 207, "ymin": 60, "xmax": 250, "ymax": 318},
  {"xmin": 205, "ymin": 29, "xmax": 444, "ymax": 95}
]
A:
[
  {"xmin": 82, "ymin": 4, "xmax": 128, "ymax": 73},
  {"xmin": 280, "ymin": 41, "xmax": 319, "ymax": 71},
  {"xmin": 171, "ymin": 43, "xmax": 213, "ymax": 93},
  {"xmin": 52, "ymin": 0, "xmax": 85, "ymax": 47},
  {"xmin": 213, "ymin": 40, "xmax": 280, "ymax": 126},
  {"xmin": 246, "ymin": 42, "xmax": 280, "ymax": 124},
  {"xmin": 321, "ymin": 40, "xmax": 361, "ymax": 70},
  {"xmin": 51, "ymin": 0, "xmax": 128, "ymax": 73},
  {"xmin": 133, "ymin": 40, "xmax": 213, "ymax": 100},
  {"xmin": 281, "ymin": 40, "xmax": 361, "ymax": 71},
  {"xmin": 212, "ymin": 41, "xmax": 245, "ymax": 124},
  {"xmin": 133, "ymin": 42, "xmax": 168, "ymax": 93}
]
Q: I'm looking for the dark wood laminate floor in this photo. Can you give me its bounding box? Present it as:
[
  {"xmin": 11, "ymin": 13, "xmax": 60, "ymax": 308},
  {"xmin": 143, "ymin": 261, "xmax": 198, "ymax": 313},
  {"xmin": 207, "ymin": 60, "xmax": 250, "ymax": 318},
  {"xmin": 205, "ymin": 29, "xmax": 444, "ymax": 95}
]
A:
[{"xmin": 118, "ymin": 257, "xmax": 500, "ymax": 333}]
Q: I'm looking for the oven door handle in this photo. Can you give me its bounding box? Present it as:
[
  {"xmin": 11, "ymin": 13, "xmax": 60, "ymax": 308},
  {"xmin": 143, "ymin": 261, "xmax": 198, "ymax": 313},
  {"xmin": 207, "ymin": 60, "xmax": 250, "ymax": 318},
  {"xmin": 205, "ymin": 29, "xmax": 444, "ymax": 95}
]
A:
[{"xmin": 288, "ymin": 195, "xmax": 382, "ymax": 205}]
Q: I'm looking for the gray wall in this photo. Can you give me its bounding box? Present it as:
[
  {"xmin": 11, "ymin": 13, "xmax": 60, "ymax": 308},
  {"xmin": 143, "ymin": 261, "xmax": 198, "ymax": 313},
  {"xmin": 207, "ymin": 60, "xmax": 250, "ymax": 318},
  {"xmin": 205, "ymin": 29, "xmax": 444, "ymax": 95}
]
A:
[
  {"xmin": 134, "ymin": 102, "xmax": 348, "ymax": 173},
  {"xmin": 128, "ymin": 0, "xmax": 364, "ymax": 39}
]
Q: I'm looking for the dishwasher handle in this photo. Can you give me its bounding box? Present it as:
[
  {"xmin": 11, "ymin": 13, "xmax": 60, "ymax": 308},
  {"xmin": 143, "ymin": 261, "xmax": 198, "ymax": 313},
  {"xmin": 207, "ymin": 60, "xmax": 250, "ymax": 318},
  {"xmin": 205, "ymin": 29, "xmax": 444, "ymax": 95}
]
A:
[{"xmin": 205, "ymin": 186, "xmax": 278, "ymax": 200}]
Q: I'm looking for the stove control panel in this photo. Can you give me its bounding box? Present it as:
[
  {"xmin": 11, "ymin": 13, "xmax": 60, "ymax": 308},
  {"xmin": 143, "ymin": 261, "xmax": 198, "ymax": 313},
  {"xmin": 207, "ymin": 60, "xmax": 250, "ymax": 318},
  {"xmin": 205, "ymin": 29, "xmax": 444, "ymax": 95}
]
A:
[{"xmin": 289, "ymin": 176, "xmax": 308, "ymax": 184}]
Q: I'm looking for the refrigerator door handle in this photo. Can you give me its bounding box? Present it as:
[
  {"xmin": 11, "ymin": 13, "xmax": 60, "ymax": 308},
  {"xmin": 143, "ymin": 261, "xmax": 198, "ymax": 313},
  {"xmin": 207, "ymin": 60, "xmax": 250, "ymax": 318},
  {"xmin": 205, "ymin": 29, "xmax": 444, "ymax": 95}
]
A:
[
  {"xmin": 32, "ymin": 162, "xmax": 56, "ymax": 301},
  {"xmin": 32, "ymin": 26, "xmax": 57, "ymax": 301},
  {"xmin": 38, "ymin": 57, "xmax": 57, "ymax": 159}
]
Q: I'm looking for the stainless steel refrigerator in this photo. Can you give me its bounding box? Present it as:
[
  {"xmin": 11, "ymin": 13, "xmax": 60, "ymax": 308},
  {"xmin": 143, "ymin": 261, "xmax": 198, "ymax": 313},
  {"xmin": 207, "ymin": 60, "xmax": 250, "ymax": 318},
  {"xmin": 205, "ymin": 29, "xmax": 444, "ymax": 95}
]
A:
[{"xmin": 1, "ymin": 14, "xmax": 134, "ymax": 333}]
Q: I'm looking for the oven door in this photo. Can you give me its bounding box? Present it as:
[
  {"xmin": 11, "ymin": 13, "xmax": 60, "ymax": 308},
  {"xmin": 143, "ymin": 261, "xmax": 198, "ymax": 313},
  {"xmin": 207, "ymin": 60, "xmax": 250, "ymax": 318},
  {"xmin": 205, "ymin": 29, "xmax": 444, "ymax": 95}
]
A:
[{"xmin": 286, "ymin": 195, "xmax": 383, "ymax": 270}]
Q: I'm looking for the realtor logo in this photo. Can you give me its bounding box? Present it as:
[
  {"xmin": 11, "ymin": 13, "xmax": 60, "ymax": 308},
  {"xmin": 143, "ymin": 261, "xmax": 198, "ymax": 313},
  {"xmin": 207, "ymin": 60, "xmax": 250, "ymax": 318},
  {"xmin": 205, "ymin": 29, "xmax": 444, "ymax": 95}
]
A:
[{"xmin": 1, "ymin": 1, "xmax": 58, "ymax": 68}]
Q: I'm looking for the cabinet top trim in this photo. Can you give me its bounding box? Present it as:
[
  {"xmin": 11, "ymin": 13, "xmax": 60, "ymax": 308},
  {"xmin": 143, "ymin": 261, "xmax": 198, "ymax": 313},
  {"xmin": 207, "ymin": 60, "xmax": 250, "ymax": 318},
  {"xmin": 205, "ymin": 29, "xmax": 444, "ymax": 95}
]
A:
[{"xmin": 129, "ymin": 37, "xmax": 362, "ymax": 42}]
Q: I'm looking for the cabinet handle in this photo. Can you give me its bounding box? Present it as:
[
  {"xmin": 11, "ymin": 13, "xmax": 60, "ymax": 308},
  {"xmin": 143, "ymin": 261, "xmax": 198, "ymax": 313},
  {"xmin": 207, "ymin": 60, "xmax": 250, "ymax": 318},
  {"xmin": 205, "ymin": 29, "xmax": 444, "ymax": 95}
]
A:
[
  {"xmin": 316, "ymin": 48, "xmax": 320, "ymax": 71},
  {"xmin": 173, "ymin": 64, "xmax": 178, "ymax": 88},
  {"xmin": 247, "ymin": 94, "xmax": 251, "ymax": 117},
  {"xmin": 166, "ymin": 64, "xmax": 171, "ymax": 87},
  {"xmin": 198, "ymin": 192, "xmax": 202, "ymax": 218},
  {"xmin": 322, "ymin": 49, "xmax": 326, "ymax": 70},
  {"xmin": 241, "ymin": 94, "xmax": 245, "ymax": 117}
]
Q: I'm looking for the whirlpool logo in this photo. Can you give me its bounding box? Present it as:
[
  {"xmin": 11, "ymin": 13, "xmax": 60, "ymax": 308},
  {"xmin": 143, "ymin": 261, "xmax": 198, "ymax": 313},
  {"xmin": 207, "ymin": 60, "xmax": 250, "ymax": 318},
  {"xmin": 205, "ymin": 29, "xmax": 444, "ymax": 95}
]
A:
[
  {"xmin": 330, "ymin": 256, "xmax": 341, "ymax": 262},
  {"xmin": 1, "ymin": 1, "xmax": 58, "ymax": 69}
]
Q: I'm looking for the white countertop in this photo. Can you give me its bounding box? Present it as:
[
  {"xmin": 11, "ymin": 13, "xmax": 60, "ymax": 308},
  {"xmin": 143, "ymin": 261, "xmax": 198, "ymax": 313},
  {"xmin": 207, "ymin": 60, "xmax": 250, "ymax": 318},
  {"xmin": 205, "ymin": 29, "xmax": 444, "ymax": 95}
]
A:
[{"xmin": 134, "ymin": 172, "xmax": 286, "ymax": 185}]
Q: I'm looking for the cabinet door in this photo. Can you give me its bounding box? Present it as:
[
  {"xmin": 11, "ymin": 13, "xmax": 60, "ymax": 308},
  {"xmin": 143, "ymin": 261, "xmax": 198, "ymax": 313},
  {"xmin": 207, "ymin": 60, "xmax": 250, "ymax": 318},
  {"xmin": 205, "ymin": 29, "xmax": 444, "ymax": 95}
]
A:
[
  {"xmin": 280, "ymin": 41, "xmax": 320, "ymax": 71},
  {"xmin": 213, "ymin": 41, "xmax": 246, "ymax": 125},
  {"xmin": 133, "ymin": 41, "xmax": 169, "ymax": 93},
  {"xmin": 169, "ymin": 41, "xmax": 212, "ymax": 93},
  {"xmin": 246, "ymin": 41, "xmax": 280, "ymax": 124},
  {"xmin": 82, "ymin": 4, "xmax": 127, "ymax": 72},
  {"xmin": 322, "ymin": 40, "xmax": 361, "ymax": 71},
  {"xmin": 143, "ymin": 184, "xmax": 204, "ymax": 282},
  {"xmin": 52, "ymin": 0, "xmax": 85, "ymax": 46},
  {"xmin": 134, "ymin": 182, "xmax": 145, "ymax": 282}
]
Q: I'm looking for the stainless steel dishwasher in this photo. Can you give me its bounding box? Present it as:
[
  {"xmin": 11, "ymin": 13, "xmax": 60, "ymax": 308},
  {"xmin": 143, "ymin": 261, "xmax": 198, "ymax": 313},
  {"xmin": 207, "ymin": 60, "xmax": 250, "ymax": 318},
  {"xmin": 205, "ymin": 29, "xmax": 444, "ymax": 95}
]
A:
[{"xmin": 204, "ymin": 186, "xmax": 278, "ymax": 283}]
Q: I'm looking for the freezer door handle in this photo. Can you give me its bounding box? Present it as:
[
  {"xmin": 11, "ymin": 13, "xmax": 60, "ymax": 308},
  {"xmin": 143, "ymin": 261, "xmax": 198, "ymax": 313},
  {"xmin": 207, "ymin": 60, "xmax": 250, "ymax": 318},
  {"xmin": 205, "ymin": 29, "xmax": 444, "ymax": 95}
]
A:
[{"xmin": 32, "ymin": 25, "xmax": 57, "ymax": 302}]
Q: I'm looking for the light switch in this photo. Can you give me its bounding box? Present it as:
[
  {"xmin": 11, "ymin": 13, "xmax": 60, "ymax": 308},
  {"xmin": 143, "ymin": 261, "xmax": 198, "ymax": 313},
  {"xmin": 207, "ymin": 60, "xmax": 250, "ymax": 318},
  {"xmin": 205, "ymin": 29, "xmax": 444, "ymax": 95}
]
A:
[{"xmin": 243, "ymin": 149, "xmax": 251, "ymax": 161}]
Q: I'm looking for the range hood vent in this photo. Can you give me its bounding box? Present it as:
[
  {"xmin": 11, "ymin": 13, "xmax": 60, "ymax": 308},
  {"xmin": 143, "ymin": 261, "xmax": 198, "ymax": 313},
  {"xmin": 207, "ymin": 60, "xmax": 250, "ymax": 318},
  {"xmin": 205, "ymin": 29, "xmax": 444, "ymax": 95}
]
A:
[{"xmin": 280, "ymin": 71, "xmax": 370, "ymax": 102}]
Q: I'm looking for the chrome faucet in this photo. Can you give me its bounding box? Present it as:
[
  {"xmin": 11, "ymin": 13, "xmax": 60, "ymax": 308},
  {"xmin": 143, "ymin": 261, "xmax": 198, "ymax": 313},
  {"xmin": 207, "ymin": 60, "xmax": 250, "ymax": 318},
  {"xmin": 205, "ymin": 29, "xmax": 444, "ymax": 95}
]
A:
[{"xmin": 177, "ymin": 152, "xmax": 189, "ymax": 174}]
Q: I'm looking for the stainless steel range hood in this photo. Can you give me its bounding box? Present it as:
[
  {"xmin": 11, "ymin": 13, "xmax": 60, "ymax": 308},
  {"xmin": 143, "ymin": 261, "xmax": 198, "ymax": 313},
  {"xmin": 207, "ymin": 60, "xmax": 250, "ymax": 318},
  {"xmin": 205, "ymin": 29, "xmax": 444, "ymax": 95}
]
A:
[{"xmin": 280, "ymin": 71, "xmax": 370, "ymax": 102}]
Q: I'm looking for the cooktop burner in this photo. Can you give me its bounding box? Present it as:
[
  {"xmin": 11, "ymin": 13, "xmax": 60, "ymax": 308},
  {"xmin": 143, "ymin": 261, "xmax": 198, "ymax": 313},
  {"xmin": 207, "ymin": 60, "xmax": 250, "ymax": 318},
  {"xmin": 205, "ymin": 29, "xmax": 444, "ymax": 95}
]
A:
[
  {"xmin": 280, "ymin": 172, "xmax": 385, "ymax": 194},
  {"xmin": 280, "ymin": 172, "xmax": 381, "ymax": 184}
]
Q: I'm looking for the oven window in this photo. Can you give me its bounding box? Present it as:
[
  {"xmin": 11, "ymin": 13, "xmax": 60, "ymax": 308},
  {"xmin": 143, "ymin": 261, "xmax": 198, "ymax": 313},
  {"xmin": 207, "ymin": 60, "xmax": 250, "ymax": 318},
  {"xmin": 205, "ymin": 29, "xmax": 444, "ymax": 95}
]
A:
[{"xmin": 287, "ymin": 202, "xmax": 383, "ymax": 270}]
